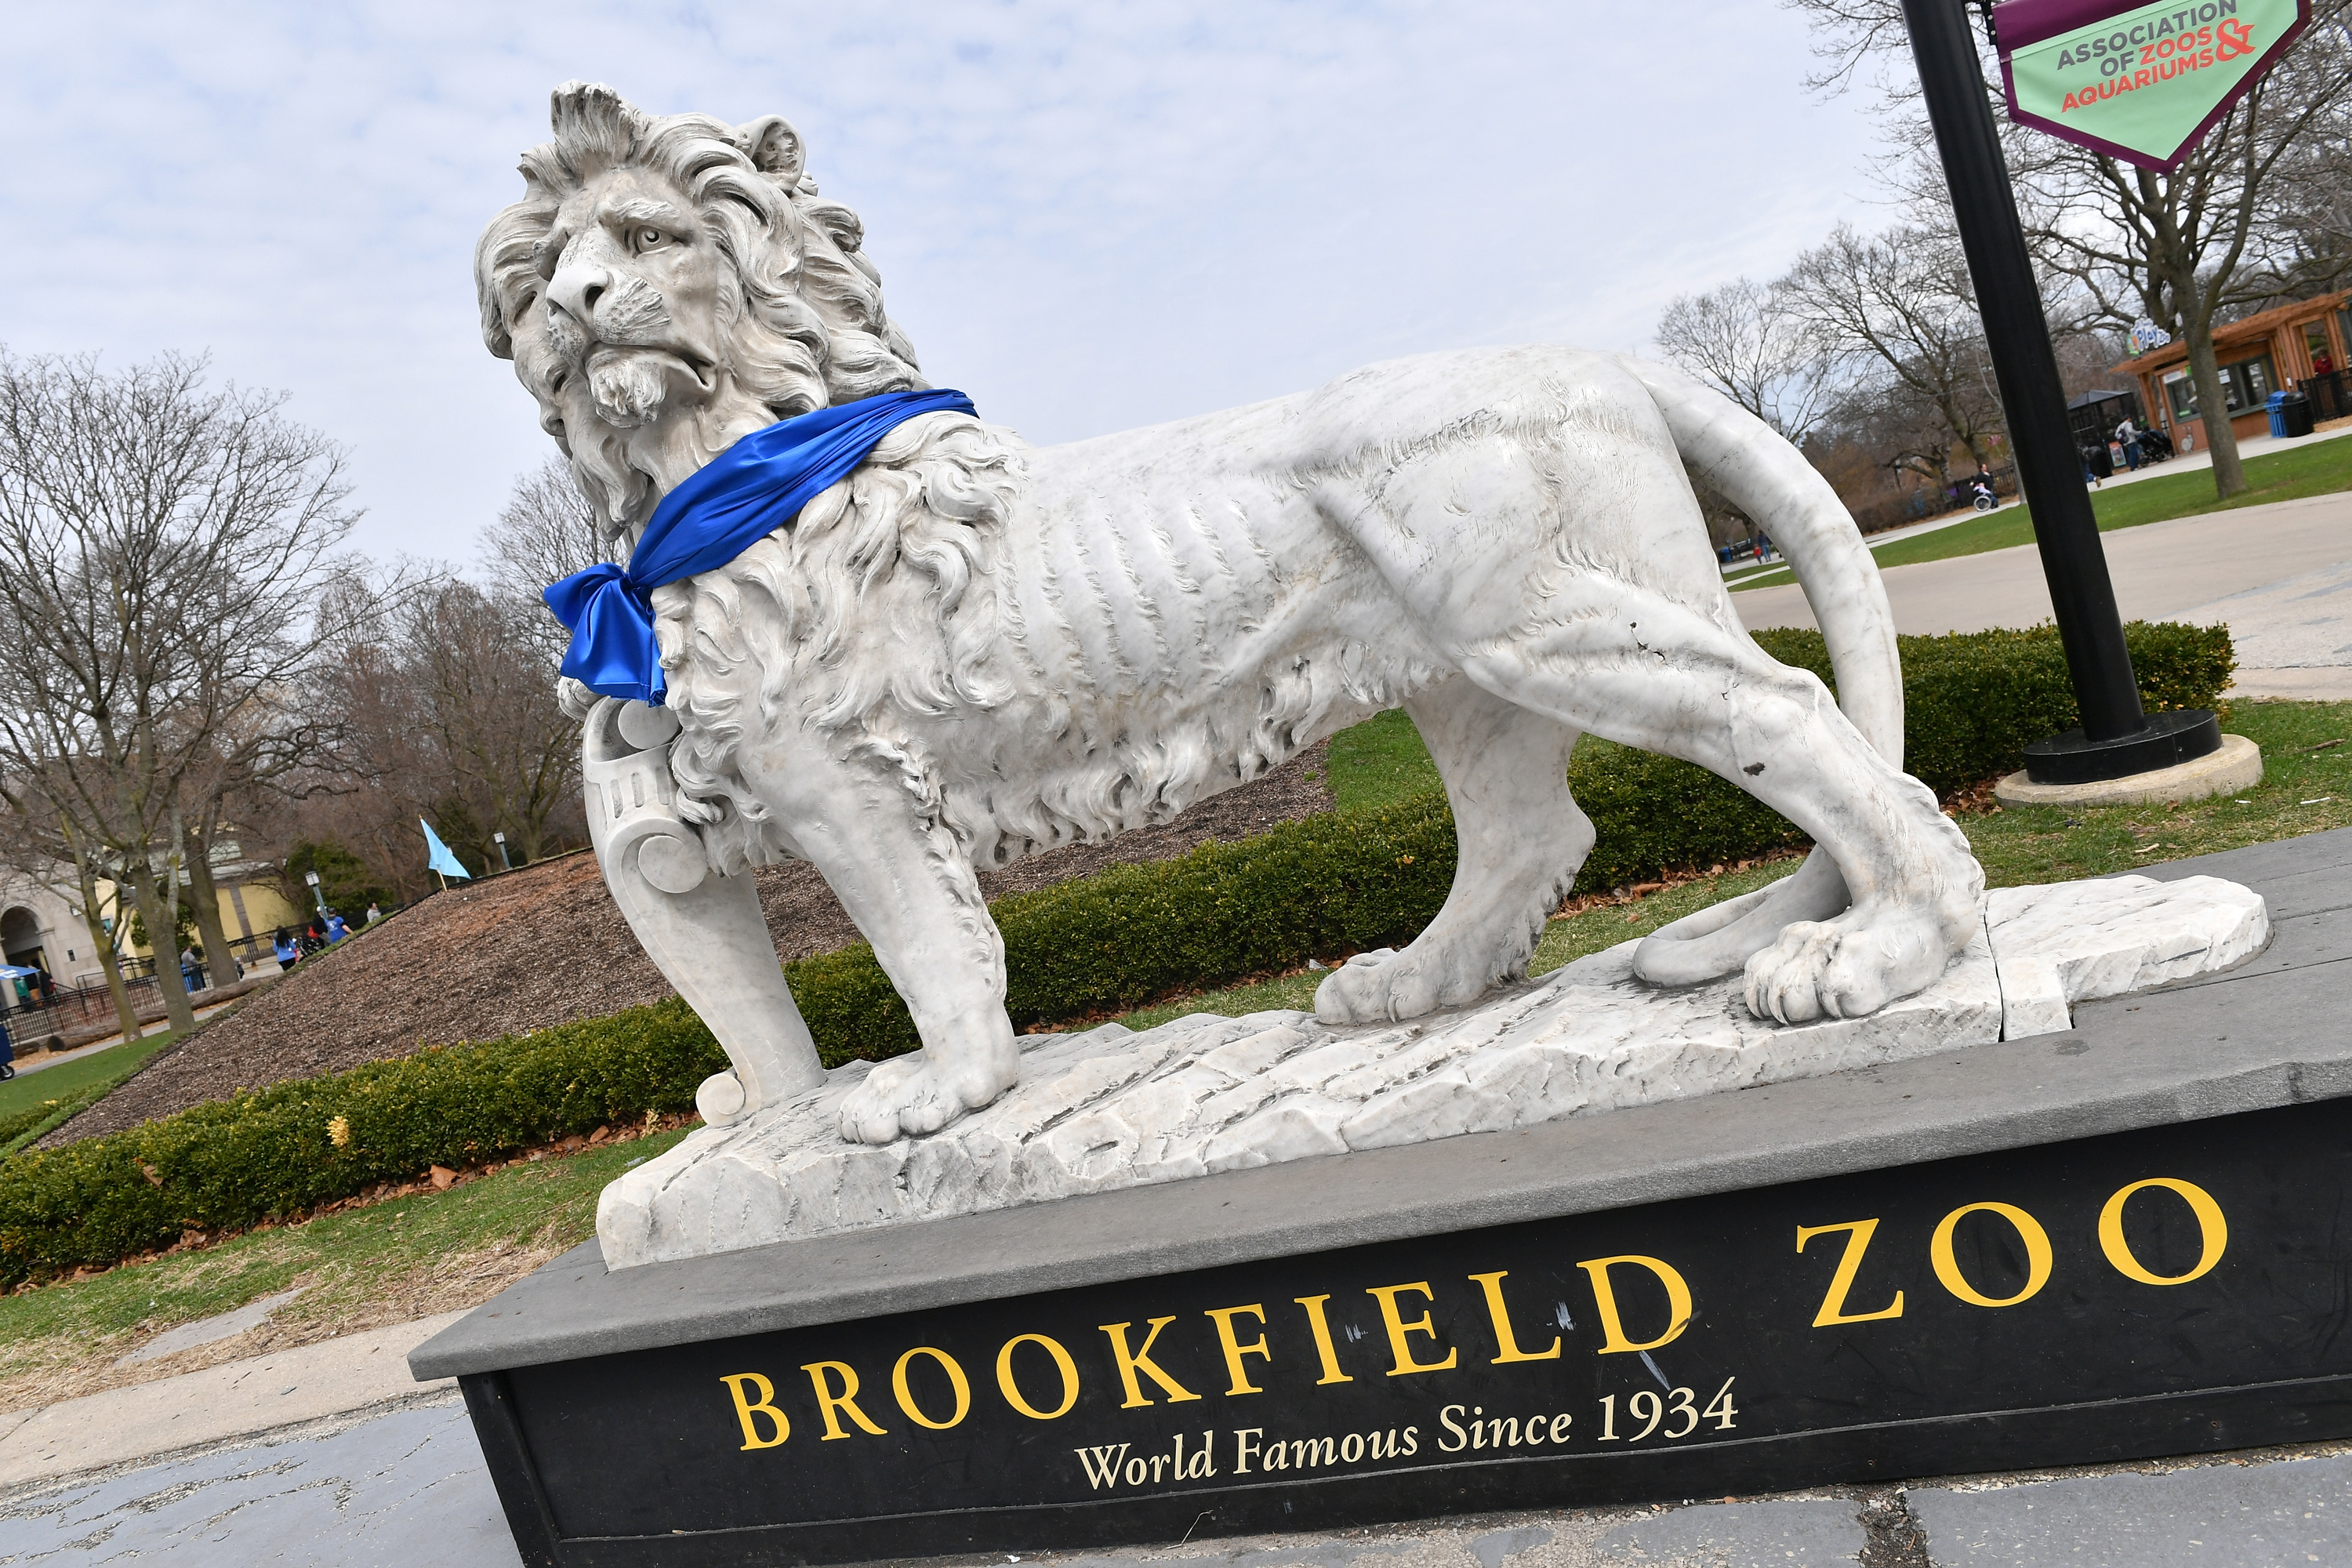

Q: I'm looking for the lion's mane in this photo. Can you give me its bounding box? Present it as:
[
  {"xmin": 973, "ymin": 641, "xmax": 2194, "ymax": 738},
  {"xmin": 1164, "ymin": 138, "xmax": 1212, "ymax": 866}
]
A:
[
  {"xmin": 657, "ymin": 411, "xmax": 1030, "ymax": 877},
  {"xmin": 486, "ymin": 86, "xmax": 1310, "ymax": 886},
  {"xmin": 474, "ymin": 82, "xmax": 931, "ymax": 532}
]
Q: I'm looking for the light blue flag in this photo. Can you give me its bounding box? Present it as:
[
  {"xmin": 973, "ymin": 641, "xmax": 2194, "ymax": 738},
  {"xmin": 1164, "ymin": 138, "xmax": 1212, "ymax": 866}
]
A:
[{"xmin": 420, "ymin": 818, "xmax": 473, "ymax": 880}]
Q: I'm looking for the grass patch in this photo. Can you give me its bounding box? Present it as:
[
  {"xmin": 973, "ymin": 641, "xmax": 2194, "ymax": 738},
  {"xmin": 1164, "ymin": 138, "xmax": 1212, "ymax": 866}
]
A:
[
  {"xmin": 1327, "ymin": 708, "xmax": 1444, "ymax": 813},
  {"xmin": 0, "ymin": 1127, "xmax": 691, "ymax": 1413},
  {"xmin": 0, "ymin": 1033, "xmax": 180, "ymax": 1157},
  {"xmin": 1734, "ymin": 434, "xmax": 2352, "ymax": 585},
  {"xmin": 1962, "ymin": 699, "xmax": 2352, "ymax": 884}
]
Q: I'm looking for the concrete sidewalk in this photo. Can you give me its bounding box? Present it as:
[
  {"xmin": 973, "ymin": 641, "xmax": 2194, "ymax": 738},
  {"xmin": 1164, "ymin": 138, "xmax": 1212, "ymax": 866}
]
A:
[
  {"xmin": 5, "ymin": 1392, "xmax": 2348, "ymax": 1566},
  {"xmin": 2, "ymin": 1262, "xmax": 2348, "ymax": 1563},
  {"xmin": 5, "ymin": 996, "xmax": 246, "ymax": 1078},
  {"xmin": 1736, "ymin": 489, "xmax": 2352, "ymax": 699},
  {"xmin": 0, "ymin": 1310, "xmax": 462, "ymax": 1491}
]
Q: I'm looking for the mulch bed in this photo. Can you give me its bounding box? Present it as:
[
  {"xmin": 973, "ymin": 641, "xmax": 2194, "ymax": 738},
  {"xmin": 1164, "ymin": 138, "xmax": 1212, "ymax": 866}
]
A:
[{"xmin": 42, "ymin": 744, "xmax": 1335, "ymax": 1147}]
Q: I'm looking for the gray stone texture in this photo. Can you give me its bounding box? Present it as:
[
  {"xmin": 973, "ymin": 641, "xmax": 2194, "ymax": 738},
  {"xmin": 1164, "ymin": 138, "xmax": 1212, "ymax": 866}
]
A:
[
  {"xmin": 1909, "ymin": 1452, "xmax": 2352, "ymax": 1566},
  {"xmin": 0, "ymin": 1398, "xmax": 519, "ymax": 1567},
  {"xmin": 1593, "ymin": 1498, "xmax": 1865, "ymax": 1565},
  {"xmin": 599, "ymin": 916, "xmax": 2012, "ymax": 1269}
]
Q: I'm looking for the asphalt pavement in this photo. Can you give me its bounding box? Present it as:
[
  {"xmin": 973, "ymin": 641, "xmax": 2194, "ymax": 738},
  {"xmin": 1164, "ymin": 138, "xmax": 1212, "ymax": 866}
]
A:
[
  {"xmin": 3, "ymin": 1317, "xmax": 2349, "ymax": 1566},
  {"xmin": 1734, "ymin": 490, "xmax": 2352, "ymax": 700}
]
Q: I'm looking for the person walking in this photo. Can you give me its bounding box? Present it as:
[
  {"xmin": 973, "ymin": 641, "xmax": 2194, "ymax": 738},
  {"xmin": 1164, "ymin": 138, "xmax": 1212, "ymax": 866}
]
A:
[
  {"xmin": 2115, "ymin": 416, "xmax": 2143, "ymax": 471},
  {"xmin": 325, "ymin": 911, "xmax": 350, "ymax": 942},
  {"xmin": 273, "ymin": 927, "xmax": 299, "ymax": 968},
  {"xmin": 0, "ymin": 1010, "xmax": 14, "ymax": 1081},
  {"xmin": 365, "ymin": 901, "xmax": 382, "ymax": 925}
]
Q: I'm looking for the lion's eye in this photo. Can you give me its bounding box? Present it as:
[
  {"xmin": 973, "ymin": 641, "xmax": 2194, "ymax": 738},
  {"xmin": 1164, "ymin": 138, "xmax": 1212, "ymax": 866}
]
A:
[{"xmin": 637, "ymin": 227, "xmax": 665, "ymax": 251}]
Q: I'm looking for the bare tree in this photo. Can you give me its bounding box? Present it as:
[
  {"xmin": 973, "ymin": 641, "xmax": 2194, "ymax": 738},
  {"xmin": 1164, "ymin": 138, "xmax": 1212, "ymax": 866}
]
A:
[
  {"xmin": 1656, "ymin": 277, "xmax": 1842, "ymax": 442},
  {"xmin": 0, "ymin": 351, "xmax": 365, "ymax": 1033},
  {"xmin": 1790, "ymin": 0, "xmax": 2352, "ymax": 499},
  {"xmin": 398, "ymin": 581, "xmax": 584, "ymax": 866},
  {"xmin": 2007, "ymin": 15, "xmax": 2352, "ymax": 496},
  {"xmin": 480, "ymin": 458, "xmax": 608, "ymax": 664},
  {"xmin": 1780, "ymin": 222, "xmax": 2010, "ymax": 485},
  {"xmin": 303, "ymin": 571, "xmax": 586, "ymax": 880}
]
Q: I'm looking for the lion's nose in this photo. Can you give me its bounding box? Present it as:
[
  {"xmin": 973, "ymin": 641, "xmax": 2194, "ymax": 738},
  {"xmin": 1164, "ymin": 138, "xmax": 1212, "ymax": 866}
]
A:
[{"xmin": 546, "ymin": 262, "xmax": 610, "ymax": 325}]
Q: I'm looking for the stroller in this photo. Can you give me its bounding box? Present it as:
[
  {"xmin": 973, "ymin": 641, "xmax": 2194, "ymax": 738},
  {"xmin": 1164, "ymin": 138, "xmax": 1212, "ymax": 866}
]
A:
[{"xmin": 2137, "ymin": 426, "xmax": 2176, "ymax": 462}]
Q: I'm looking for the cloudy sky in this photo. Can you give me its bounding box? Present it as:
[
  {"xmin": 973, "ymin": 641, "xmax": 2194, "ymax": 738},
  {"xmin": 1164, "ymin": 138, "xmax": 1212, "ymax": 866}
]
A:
[{"xmin": 0, "ymin": 2, "xmax": 1891, "ymax": 568}]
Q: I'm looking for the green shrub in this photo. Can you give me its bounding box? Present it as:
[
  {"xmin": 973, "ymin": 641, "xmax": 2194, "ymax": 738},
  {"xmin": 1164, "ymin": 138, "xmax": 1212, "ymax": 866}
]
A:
[
  {"xmin": 0, "ymin": 621, "xmax": 2234, "ymax": 1285},
  {"xmin": 788, "ymin": 796, "xmax": 1459, "ymax": 1064},
  {"xmin": 0, "ymin": 1000, "xmax": 722, "ymax": 1287},
  {"xmin": 1751, "ymin": 621, "xmax": 2235, "ymax": 796}
]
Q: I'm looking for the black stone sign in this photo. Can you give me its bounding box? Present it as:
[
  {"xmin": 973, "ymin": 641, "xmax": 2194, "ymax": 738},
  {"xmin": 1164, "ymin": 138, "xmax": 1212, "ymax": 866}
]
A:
[{"xmin": 463, "ymin": 1097, "xmax": 2352, "ymax": 1566}]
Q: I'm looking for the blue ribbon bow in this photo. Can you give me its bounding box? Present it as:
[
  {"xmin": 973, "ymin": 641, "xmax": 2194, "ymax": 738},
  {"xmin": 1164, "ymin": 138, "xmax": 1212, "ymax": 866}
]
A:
[{"xmin": 543, "ymin": 387, "xmax": 978, "ymax": 706}]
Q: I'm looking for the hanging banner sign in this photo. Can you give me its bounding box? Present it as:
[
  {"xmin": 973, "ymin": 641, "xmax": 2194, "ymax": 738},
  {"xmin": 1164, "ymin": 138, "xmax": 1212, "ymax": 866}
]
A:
[{"xmin": 1994, "ymin": 0, "xmax": 2313, "ymax": 170}]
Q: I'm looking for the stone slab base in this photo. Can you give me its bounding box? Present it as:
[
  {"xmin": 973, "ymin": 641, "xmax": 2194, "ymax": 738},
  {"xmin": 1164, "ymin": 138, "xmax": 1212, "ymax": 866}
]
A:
[
  {"xmin": 407, "ymin": 831, "xmax": 2352, "ymax": 1566},
  {"xmin": 598, "ymin": 872, "xmax": 2267, "ymax": 1270},
  {"xmin": 1994, "ymin": 731, "xmax": 2263, "ymax": 808},
  {"xmin": 428, "ymin": 1084, "xmax": 2352, "ymax": 1566}
]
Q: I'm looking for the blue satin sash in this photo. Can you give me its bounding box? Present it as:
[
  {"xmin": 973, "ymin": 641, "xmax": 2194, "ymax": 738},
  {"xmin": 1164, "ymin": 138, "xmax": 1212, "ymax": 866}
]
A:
[{"xmin": 543, "ymin": 387, "xmax": 978, "ymax": 706}]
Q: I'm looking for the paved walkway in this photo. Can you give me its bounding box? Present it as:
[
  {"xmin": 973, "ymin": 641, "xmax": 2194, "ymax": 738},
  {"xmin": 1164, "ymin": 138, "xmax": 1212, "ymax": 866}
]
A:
[
  {"xmin": 0, "ymin": 1312, "xmax": 463, "ymax": 1490},
  {"xmin": 4, "ymin": 1371, "xmax": 2347, "ymax": 1567},
  {"xmin": 1722, "ymin": 423, "xmax": 2352, "ymax": 591},
  {"xmin": 1735, "ymin": 489, "xmax": 2352, "ymax": 699}
]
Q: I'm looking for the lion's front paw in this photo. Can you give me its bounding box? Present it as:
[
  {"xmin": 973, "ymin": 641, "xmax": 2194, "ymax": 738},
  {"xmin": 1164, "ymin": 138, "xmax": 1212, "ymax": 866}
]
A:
[
  {"xmin": 837, "ymin": 1039, "xmax": 1019, "ymax": 1145},
  {"xmin": 1741, "ymin": 908, "xmax": 1955, "ymax": 1025},
  {"xmin": 1315, "ymin": 947, "xmax": 1443, "ymax": 1025}
]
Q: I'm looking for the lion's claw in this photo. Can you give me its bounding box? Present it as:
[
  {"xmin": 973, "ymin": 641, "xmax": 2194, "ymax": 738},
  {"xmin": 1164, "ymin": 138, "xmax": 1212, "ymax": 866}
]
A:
[
  {"xmin": 1741, "ymin": 902, "xmax": 1963, "ymax": 1026},
  {"xmin": 837, "ymin": 1038, "xmax": 1020, "ymax": 1145}
]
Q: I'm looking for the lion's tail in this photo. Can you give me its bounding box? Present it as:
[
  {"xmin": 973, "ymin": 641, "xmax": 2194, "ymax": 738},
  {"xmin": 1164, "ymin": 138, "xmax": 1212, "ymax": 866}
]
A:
[{"xmin": 1620, "ymin": 355, "xmax": 1904, "ymax": 764}]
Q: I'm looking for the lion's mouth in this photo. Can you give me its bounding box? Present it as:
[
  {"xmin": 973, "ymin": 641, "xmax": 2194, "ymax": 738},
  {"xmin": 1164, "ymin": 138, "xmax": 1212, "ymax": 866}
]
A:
[{"xmin": 585, "ymin": 345, "xmax": 713, "ymax": 429}]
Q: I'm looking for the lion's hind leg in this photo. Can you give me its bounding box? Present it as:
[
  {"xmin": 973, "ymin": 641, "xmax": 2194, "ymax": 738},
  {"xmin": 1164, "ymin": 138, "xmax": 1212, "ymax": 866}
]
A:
[
  {"xmin": 1445, "ymin": 581, "xmax": 1982, "ymax": 1024},
  {"xmin": 1315, "ymin": 682, "xmax": 1588, "ymax": 1025}
]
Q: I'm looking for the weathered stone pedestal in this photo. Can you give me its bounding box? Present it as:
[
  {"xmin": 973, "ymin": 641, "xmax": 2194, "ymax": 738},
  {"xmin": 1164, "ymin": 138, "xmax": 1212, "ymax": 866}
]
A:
[{"xmin": 412, "ymin": 832, "xmax": 2352, "ymax": 1567}]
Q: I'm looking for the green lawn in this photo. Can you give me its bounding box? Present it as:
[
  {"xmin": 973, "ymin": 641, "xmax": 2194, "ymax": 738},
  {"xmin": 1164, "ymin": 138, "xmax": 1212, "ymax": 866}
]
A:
[
  {"xmin": 0, "ymin": 1126, "xmax": 691, "ymax": 1410},
  {"xmin": 0, "ymin": 1031, "xmax": 180, "ymax": 1156},
  {"xmin": 1325, "ymin": 707, "xmax": 1443, "ymax": 813},
  {"xmin": 1731, "ymin": 432, "xmax": 2352, "ymax": 588}
]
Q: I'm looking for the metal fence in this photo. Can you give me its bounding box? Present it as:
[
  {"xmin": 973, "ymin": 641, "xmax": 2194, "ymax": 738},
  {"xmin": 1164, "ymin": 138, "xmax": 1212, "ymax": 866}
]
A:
[{"xmin": 2, "ymin": 971, "xmax": 163, "ymax": 1036}]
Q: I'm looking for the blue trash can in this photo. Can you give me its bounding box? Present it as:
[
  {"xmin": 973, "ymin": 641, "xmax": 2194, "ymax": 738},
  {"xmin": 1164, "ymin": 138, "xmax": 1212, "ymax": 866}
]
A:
[{"xmin": 2267, "ymin": 390, "xmax": 2291, "ymax": 438}]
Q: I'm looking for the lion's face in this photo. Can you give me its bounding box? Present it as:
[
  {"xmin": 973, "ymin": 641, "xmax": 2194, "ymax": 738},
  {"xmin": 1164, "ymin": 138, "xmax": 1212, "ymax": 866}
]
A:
[
  {"xmin": 481, "ymin": 85, "xmax": 927, "ymax": 541},
  {"xmin": 538, "ymin": 165, "xmax": 779, "ymax": 521}
]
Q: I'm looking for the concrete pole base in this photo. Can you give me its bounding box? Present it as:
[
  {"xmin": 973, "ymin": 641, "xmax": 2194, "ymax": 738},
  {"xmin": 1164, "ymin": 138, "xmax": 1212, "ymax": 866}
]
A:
[{"xmin": 1994, "ymin": 732, "xmax": 2264, "ymax": 808}]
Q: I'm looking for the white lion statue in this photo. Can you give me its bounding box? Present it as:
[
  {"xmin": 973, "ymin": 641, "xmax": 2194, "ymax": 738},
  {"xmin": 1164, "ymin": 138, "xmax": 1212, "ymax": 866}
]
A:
[{"xmin": 476, "ymin": 84, "xmax": 1984, "ymax": 1147}]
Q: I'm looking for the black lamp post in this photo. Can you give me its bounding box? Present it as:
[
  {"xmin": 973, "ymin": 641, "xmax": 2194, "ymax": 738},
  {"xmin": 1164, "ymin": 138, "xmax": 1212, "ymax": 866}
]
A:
[{"xmin": 1901, "ymin": 0, "xmax": 2220, "ymax": 783}]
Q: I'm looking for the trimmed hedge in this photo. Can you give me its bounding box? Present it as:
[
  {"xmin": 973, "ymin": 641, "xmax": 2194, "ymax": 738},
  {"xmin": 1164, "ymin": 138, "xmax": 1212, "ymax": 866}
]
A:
[
  {"xmin": 1751, "ymin": 621, "xmax": 2235, "ymax": 797},
  {"xmin": 0, "ymin": 1002, "xmax": 723, "ymax": 1286},
  {"xmin": 788, "ymin": 792, "xmax": 1462, "ymax": 1062},
  {"xmin": 0, "ymin": 620, "xmax": 2233, "ymax": 1287}
]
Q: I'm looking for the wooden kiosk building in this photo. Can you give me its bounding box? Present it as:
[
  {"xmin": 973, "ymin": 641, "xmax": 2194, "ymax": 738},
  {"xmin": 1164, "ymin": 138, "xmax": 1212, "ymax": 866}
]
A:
[{"xmin": 2115, "ymin": 289, "xmax": 2352, "ymax": 452}]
